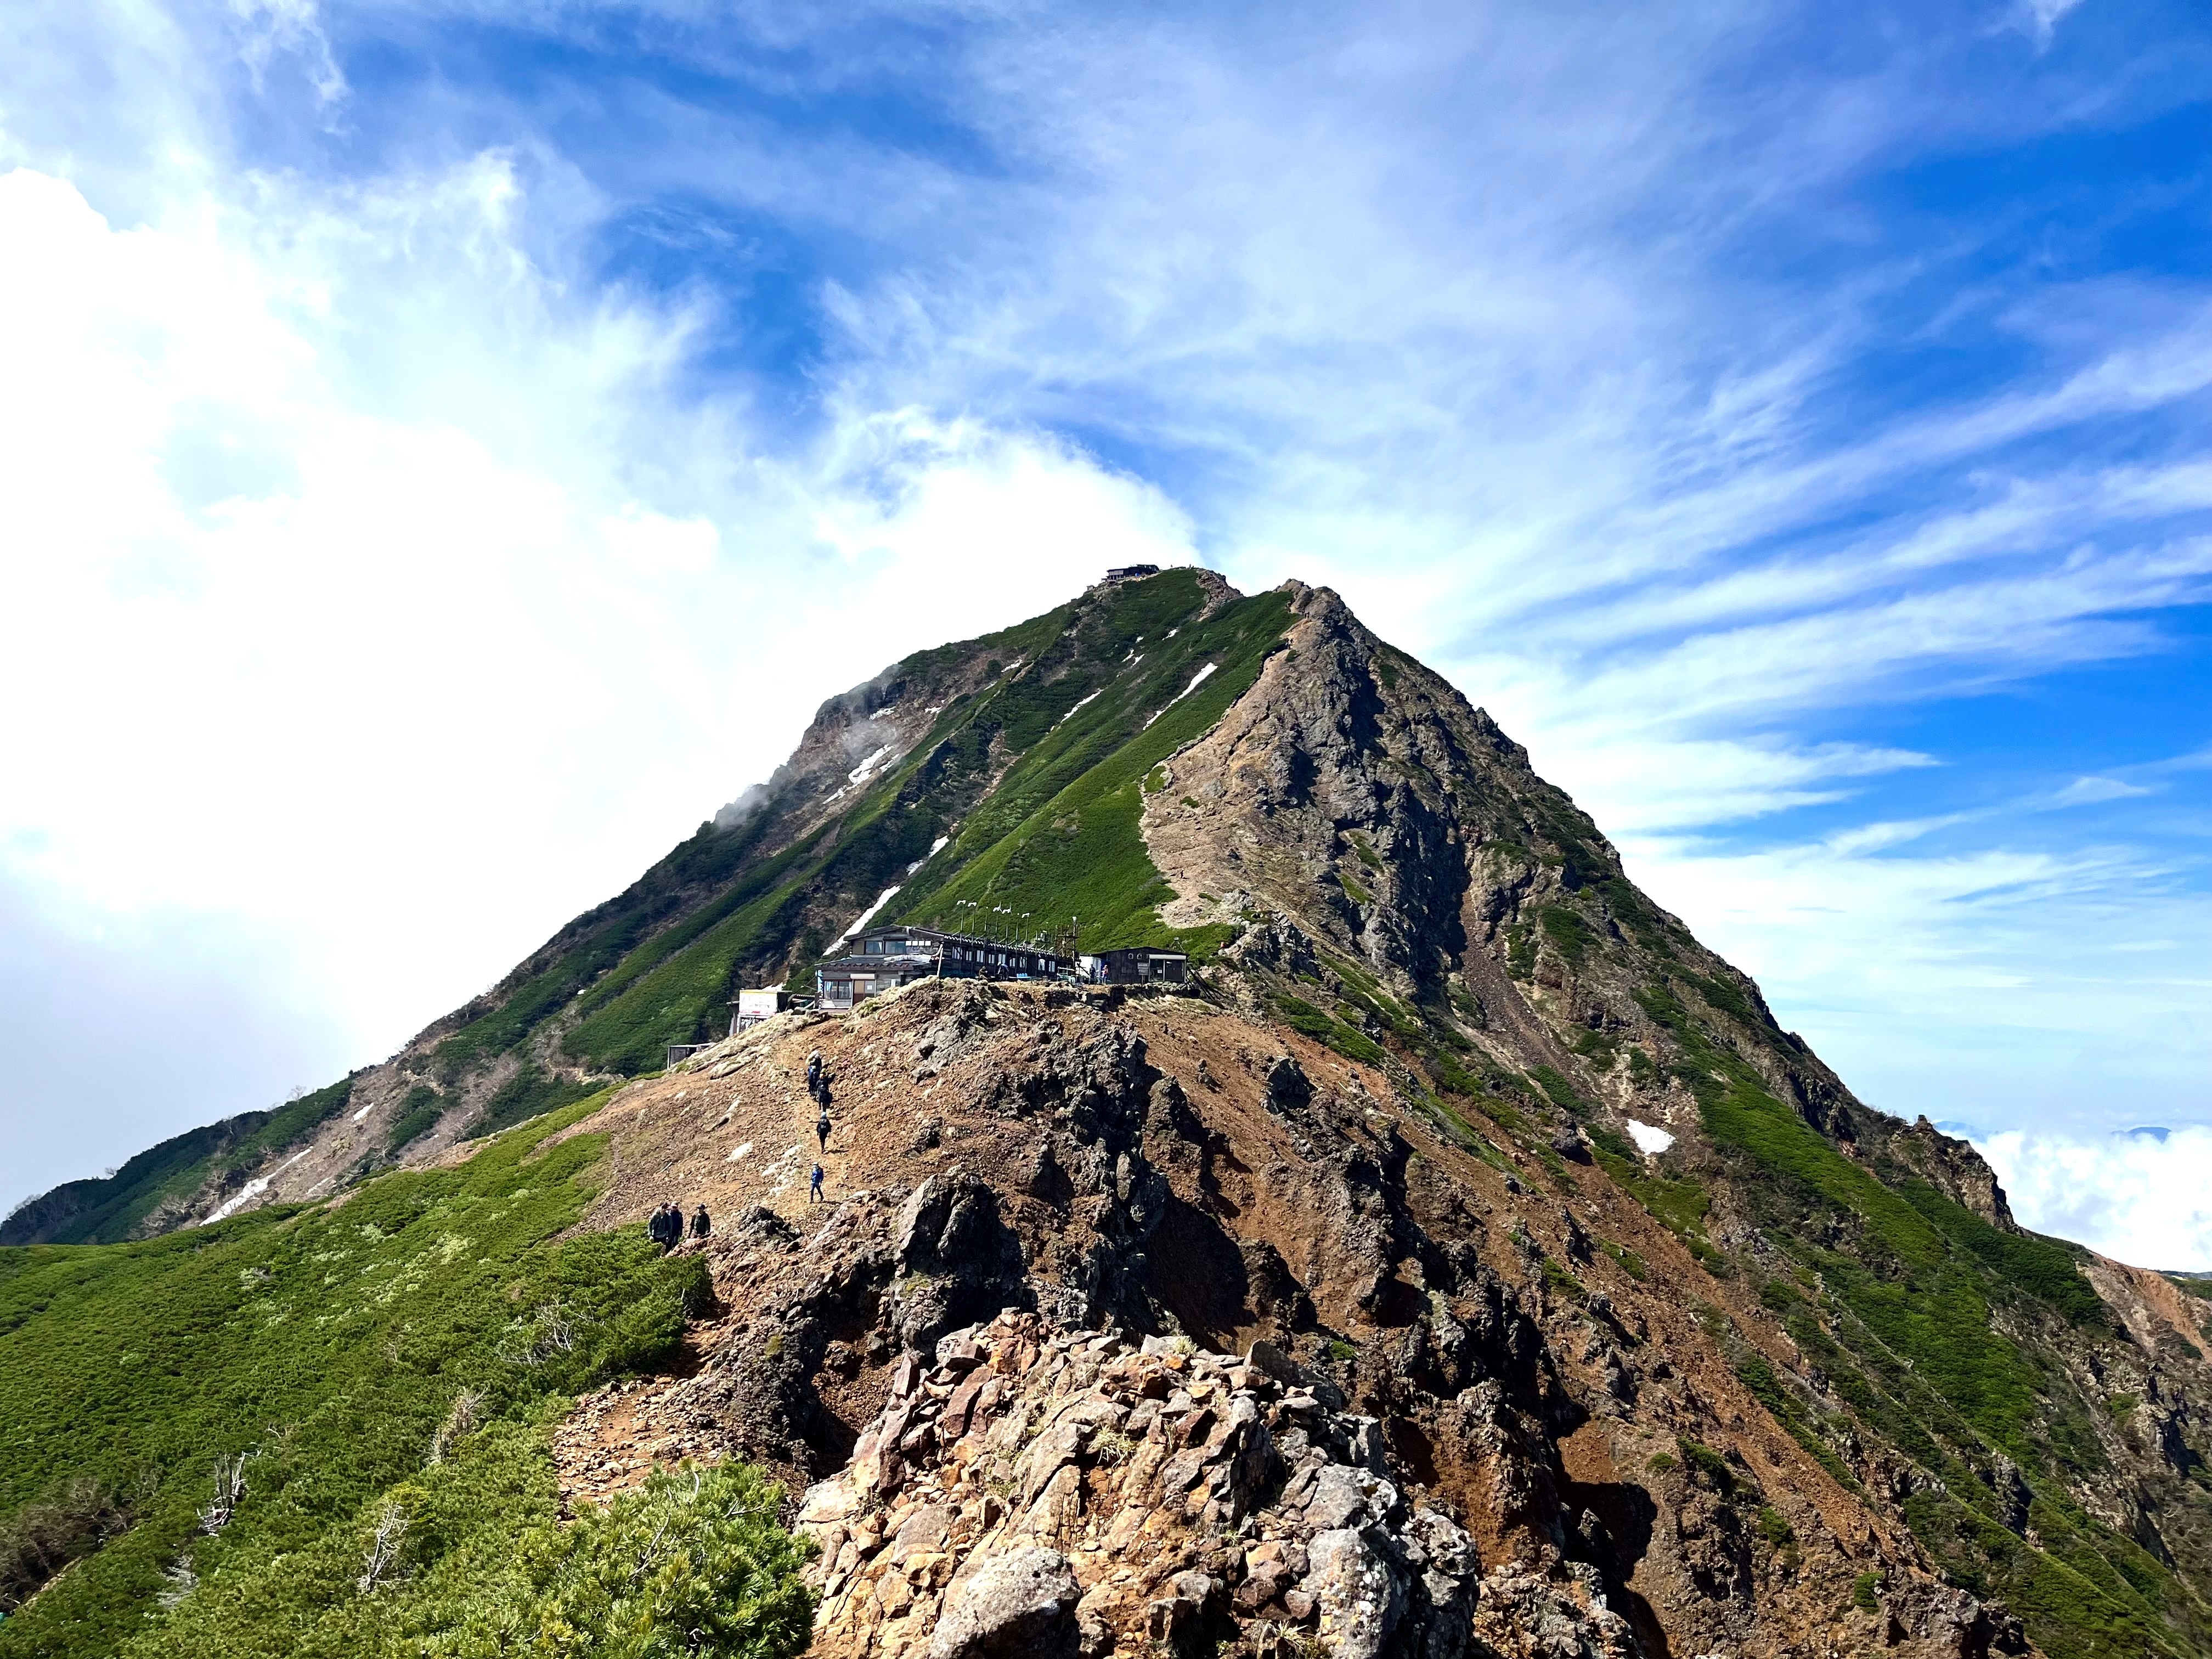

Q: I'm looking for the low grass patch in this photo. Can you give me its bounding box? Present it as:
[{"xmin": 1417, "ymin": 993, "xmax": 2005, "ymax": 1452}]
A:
[
  {"xmin": 1586, "ymin": 1122, "xmax": 1722, "ymax": 1270},
  {"xmin": 472, "ymin": 1069, "xmax": 600, "ymax": 1139},
  {"xmin": 1538, "ymin": 905, "xmax": 1594, "ymax": 970},
  {"xmin": 1540, "ymin": 1258, "xmax": 1588, "ymax": 1301},
  {"xmin": 1272, "ymin": 995, "xmax": 1387, "ymax": 1067},
  {"xmin": 1898, "ymin": 1182, "xmax": 2108, "ymax": 1329},
  {"xmin": 385, "ymin": 1087, "xmax": 445, "ymax": 1155},
  {"xmin": 1602, "ymin": 1241, "xmax": 1650, "ymax": 1282},
  {"xmin": 1733, "ymin": 1353, "xmax": 1860, "ymax": 1492},
  {"xmin": 133, "ymin": 1450, "xmax": 811, "ymax": 1659},
  {"xmin": 1504, "ymin": 923, "xmax": 1536, "ymax": 979},
  {"xmin": 0, "ymin": 1099, "xmax": 769, "ymax": 1659}
]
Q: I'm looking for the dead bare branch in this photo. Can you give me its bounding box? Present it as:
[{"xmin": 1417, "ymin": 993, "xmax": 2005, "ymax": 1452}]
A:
[{"xmin": 357, "ymin": 1500, "xmax": 408, "ymax": 1594}]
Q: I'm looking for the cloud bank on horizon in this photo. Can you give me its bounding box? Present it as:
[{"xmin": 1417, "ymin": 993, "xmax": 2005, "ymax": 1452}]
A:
[
  {"xmin": 1979, "ymin": 1126, "xmax": 2212, "ymax": 1273},
  {"xmin": 0, "ymin": 0, "xmax": 2206, "ymax": 1261}
]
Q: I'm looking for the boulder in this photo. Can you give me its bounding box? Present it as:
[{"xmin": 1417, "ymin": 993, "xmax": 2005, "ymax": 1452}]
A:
[{"xmin": 928, "ymin": 1547, "xmax": 1081, "ymax": 1659}]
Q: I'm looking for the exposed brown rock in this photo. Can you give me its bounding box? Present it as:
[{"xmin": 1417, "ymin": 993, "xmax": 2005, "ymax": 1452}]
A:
[{"xmin": 537, "ymin": 980, "xmax": 2034, "ymax": 1657}]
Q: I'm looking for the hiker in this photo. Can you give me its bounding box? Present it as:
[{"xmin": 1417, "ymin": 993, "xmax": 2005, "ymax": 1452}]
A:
[
  {"xmin": 805, "ymin": 1049, "xmax": 823, "ymax": 1099},
  {"xmin": 816, "ymin": 1110, "xmax": 832, "ymax": 1152},
  {"xmin": 690, "ymin": 1203, "xmax": 711, "ymax": 1241},
  {"xmin": 647, "ymin": 1203, "xmax": 677, "ymax": 1251},
  {"xmin": 809, "ymin": 1163, "xmax": 825, "ymax": 1204}
]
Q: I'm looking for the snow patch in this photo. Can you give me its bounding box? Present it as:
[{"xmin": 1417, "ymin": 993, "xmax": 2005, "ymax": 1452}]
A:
[
  {"xmin": 906, "ymin": 834, "xmax": 952, "ymax": 875},
  {"xmin": 847, "ymin": 743, "xmax": 895, "ymax": 786},
  {"xmin": 203, "ymin": 1149, "xmax": 313, "ymax": 1224},
  {"xmin": 351, "ymin": 1100, "xmax": 375, "ymax": 1123},
  {"xmin": 725, "ymin": 1140, "xmax": 753, "ymax": 1164},
  {"xmin": 1054, "ymin": 689, "xmax": 1102, "ymax": 729},
  {"xmin": 832, "ymin": 885, "xmax": 901, "ymax": 947},
  {"xmin": 1144, "ymin": 662, "xmax": 1219, "ymax": 728},
  {"xmin": 1626, "ymin": 1120, "xmax": 1675, "ymax": 1156}
]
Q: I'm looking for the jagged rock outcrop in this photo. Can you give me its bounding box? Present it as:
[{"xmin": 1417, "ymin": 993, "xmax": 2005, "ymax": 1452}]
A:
[{"xmin": 793, "ymin": 1312, "xmax": 1612, "ymax": 1659}]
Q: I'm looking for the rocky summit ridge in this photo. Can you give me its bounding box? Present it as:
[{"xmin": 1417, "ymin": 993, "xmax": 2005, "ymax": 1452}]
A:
[{"xmin": 13, "ymin": 569, "xmax": 2212, "ymax": 1659}]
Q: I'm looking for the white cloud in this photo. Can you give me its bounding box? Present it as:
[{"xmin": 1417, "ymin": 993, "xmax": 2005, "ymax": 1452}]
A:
[
  {"xmin": 229, "ymin": 0, "xmax": 346, "ymax": 106},
  {"xmin": 600, "ymin": 505, "xmax": 720, "ymax": 575},
  {"xmin": 2046, "ymin": 775, "xmax": 2157, "ymax": 808},
  {"xmin": 1980, "ymin": 1126, "xmax": 2212, "ymax": 1271},
  {"xmin": 2015, "ymin": 0, "xmax": 2086, "ymax": 52},
  {"xmin": 1542, "ymin": 738, "xmax": 1937, "ymax": 834},
  {"xmin": 0, "ymin": 131, "xmax": 1192, "ymax": 1205}
]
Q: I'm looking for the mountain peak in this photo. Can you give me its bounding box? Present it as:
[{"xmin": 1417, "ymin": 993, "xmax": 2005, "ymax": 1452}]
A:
[{"xmin": 10, "ymin": 574, "xmax": 2209, "ymax": 1659}]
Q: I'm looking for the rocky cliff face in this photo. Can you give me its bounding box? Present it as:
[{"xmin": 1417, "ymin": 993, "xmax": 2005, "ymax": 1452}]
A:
[
  {"xmin": 532, "ymin": 979, "xmax": 2054, "ymax": 1658},
  {"xmin": 16, "ymin": 571, "xmax": 2212, "ymax": 1659}
]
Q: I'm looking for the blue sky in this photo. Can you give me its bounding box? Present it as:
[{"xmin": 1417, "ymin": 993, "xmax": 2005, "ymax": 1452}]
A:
[{"xmin": 1, "ymin": 0, "xmax": 2208, "ymax": 1261}]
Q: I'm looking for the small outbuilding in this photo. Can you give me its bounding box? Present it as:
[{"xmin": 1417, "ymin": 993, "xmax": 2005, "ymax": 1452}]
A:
[
  {"xmin": 730, "ymin": 986, "xmax": 801, "ymax": 1033},
  {"xmin": 815, "ymin": 950, "xmax": 938, "ymax": 1011},
  {"xmin": 1081, "ymin": 947, "xmax": 1189, "ymax": 985}
]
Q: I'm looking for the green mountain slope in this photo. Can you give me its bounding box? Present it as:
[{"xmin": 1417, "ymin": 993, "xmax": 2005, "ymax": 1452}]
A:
[
  {"xmin": 0, "ymin": 1077, "xmax": 361, "ymax": 1248},
  {"xmin": 401, "ymin": 568, "xmax": 1287, "ymax": 1095},
  {"xmin": 0, "ymin": 1099, "xmax": 809, "ymax": 1658}
]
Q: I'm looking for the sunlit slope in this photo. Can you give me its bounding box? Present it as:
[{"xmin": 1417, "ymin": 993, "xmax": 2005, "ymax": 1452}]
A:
[
  {"xmin": 432, "ymin": 569, "xmax": 1293, "ymax": 1077},
  {"xmin": 0, "ymin": 1100, "xmax": 789, "ymax": 1659}
]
